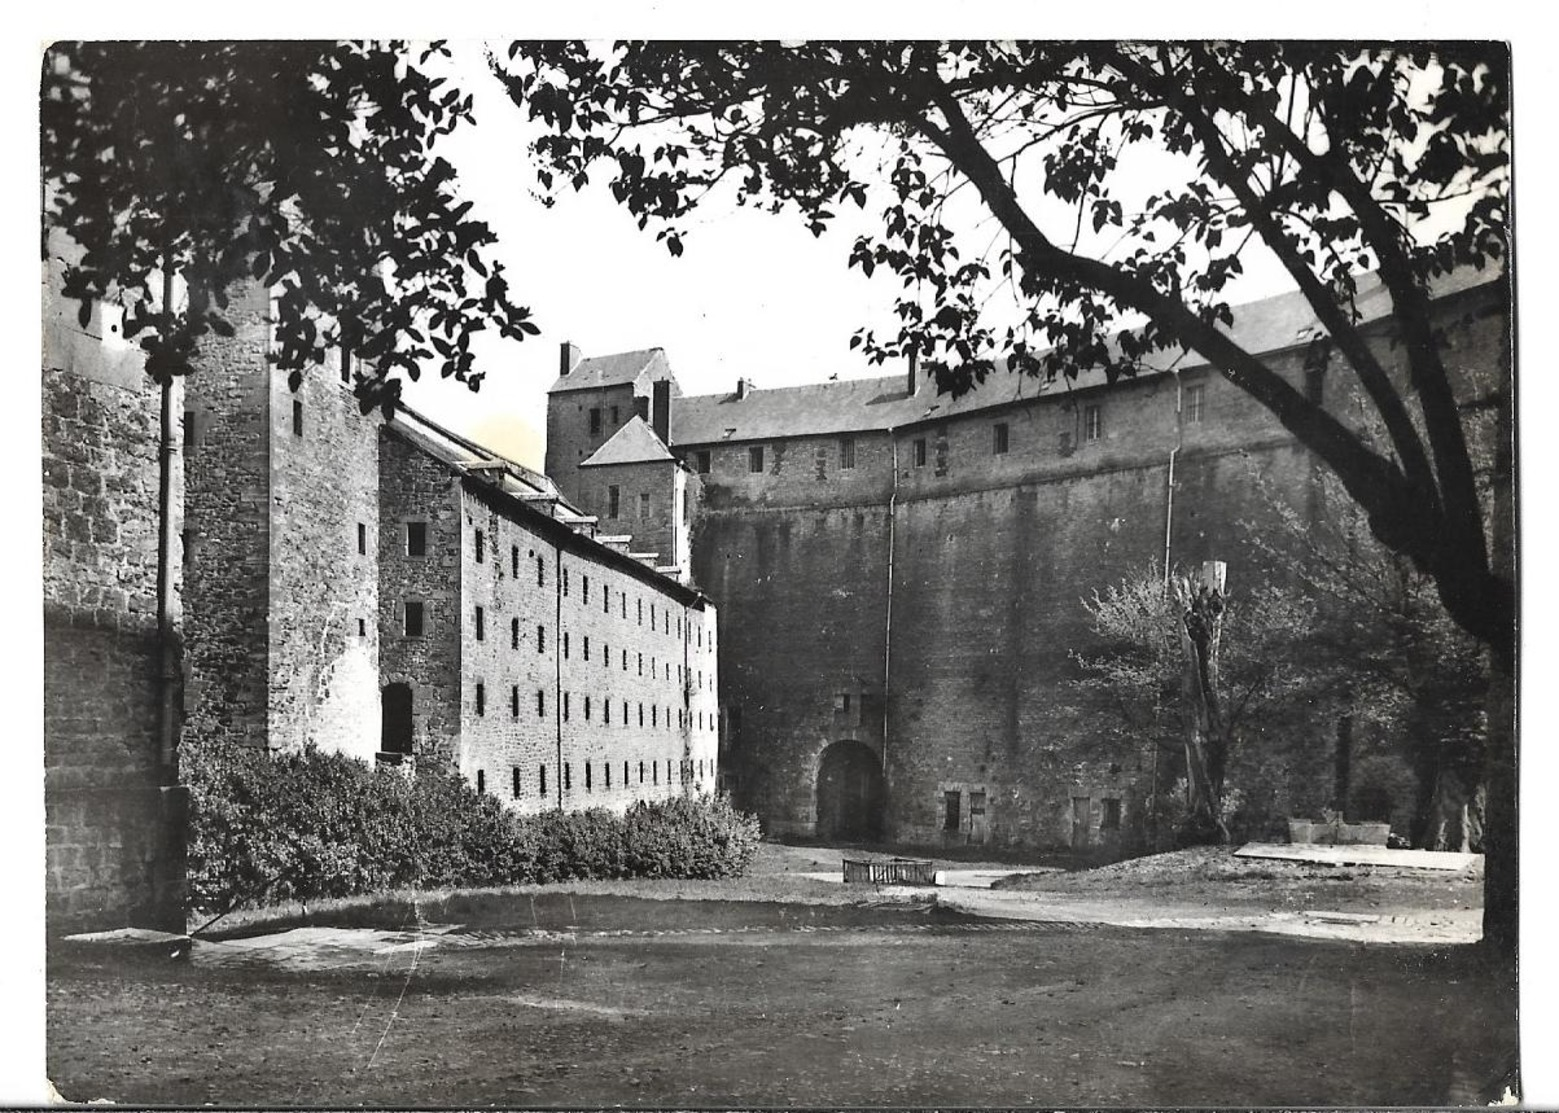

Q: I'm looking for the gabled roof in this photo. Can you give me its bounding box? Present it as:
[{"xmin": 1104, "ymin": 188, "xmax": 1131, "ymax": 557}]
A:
[
  {"xmin": 548, "ymin": 347, "xmax": 670, "ymax": 394},
  {"xmin": 580, "ymin": 415, "xmax": 677, "ymax": 467},
  {"xmin": 668, "ymin": 266, "xmax": 1505, "ymax": 445}
]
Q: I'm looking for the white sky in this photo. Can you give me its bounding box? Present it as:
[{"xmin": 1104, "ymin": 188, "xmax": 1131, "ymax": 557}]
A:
[{"xmin": 7, "ymin": 9, "xmax": 1559, "ymax": 1104}]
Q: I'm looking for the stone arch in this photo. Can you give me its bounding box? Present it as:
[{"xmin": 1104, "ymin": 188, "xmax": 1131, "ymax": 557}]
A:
[
  {"xmin": 815, "ymin": 740, "xmax": 885, "ymax": 841},
  {"xmin": 380, "ymin": 683, "xmax": 413, "ymax": 756}
]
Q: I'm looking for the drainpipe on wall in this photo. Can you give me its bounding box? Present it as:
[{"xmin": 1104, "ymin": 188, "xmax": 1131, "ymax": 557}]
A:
[
  {"xmin": 1163, "ymin": 369, "xmax": 1184, "ymax": 590},
  {"xmin": 554, "ymin": 542, "xmax": 564, "ymax": 810},
  {"xmin": 882, "ymin": 430, "xmax": 899, "ymax": 810},
  {"xmin": 1152, "ymin": 369, "xmax": 1186, "ymax": 848}
]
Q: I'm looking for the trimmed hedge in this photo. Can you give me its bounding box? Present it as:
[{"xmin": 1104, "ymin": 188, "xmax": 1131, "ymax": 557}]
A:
[{"xmin": 183, "ymin": 741, "xmax": 761, "ymax": 915}]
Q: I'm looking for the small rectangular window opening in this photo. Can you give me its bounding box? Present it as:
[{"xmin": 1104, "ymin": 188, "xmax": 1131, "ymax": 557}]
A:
[
  {"xmin": 407, "ymin": 521, "xmax": 427, "ymax": 557},
  {"xmin": 913, "ymin": 438, "xmax": 927, "ymax": 467},
  {"xmin": 839, "ymin": 437, "xmax": 856, "ymax": 469},
  {"xmin": 943, "ymin": 790, "xmax": 962, "ymax": 832},
  {"xmin": 993, "ymin": 423, "xmax": 1009, "ymax": 455},
  {"xmin": 357, "ymin": 522, "xmax": 367, "ymax": 555},
  {"xmin": 292, "ymin": 399, "xmax": 303, "ymax": 437},
  {"xmin": 475, "ymin": 528, "xmax": 485, "ymax": 563},
  {"xmin": 748, "ymin": 445, "xmax": 765, "ymax": 473},
  {"xmin": 696, "ymin": 450, "xmax": 711, "ymax": 473},
  {"xmin": 404, "ymin": 601, "xmax": 424, "ymax": 637},
  {"xmin": 475, "ymin": 606, "xmax": 485, "ymax": 641},
  {"xmin": 475, "ymin": 682, "xmax": 486, "ymax": 717}
]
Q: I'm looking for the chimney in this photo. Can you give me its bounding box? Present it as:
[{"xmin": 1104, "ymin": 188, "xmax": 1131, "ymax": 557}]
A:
[
  {"xmin": 736, "ymin": 377, "xmax": 752, "ymax": 400},
  {"xmin": 652, "ymin": 379, "xmax": 672, "ymax": 445},
  {"xmin": 907, "ymin": 349, "xmax": 919, "ymax": 397},
  {"xmin": 559, "ymin": 341, "xmax": 582, "ymax": 378}
]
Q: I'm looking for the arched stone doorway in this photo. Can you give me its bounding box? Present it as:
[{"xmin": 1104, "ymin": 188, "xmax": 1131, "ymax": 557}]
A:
[
  {"xmin": 381, "ymin": 683, "xmax": 413, "ymax": 757},
  {"xmin": 815, "ymin": 740, "xmax": 885, "ymax": 841}
]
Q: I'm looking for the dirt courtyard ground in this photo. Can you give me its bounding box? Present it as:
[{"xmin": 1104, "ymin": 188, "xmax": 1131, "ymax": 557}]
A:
[{"xmin": 47, "ymin": 843, "xmax": 1517, "ymax": 1107}]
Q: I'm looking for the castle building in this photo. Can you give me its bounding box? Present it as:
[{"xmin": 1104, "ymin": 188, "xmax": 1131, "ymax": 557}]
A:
[
  {"xmin": 547, "ymin": 267, "xmax": 1508, "ymax": 855},
  {"xmin": 44, "ymin": 275, "xmax": 718, "ymax": 932}
]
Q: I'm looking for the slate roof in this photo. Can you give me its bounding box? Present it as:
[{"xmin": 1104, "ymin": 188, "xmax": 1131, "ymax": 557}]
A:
[
  {"xmin": 548, "ymin": 347, "xmax": 669, "ymax": 394},
  {"xmin": 580, "ymin": 415, "xmax": 677, "ymax": 467},
  {"xmin": 668, "ymin": 267, "xmax": 1503, "ymax": 445}
]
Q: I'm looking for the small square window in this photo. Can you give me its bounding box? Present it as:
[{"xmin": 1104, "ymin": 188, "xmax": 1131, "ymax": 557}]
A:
[
  {"xmin": 696, "ymin": 450, "xmax": 711, "ymax": 473},
  {"xmin": 993, "ymin": 423, "xmax": 1009, "ymax": 455},
  {"xmin": 913, "ymin": 438, "xmax": 927, "ymax": 467},
  {"xmin": 749, "ymin": 445, "xmax": 765, "ymax": 473},
  {"xmin": 406, "ymin": 522, "xmax": 427, "ymax": 557},
  {"xmin": 404, "ymin": 601, "xmax": 424, "ymax": 638}
]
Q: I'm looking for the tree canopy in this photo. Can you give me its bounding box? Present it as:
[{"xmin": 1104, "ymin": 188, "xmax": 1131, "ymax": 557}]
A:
[
  {"xmin": 494, "ymin": 41, "xmax": 1511, "ymax": 663},
  {"xmin": 42, "ymin": 41, "xmax": 539, "ymax": 406}
]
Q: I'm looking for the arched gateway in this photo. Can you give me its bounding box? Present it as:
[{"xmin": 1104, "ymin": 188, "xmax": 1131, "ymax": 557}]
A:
[{"xmin": 815, "ymin": 740, "xmax": 885, "ymax": 841}]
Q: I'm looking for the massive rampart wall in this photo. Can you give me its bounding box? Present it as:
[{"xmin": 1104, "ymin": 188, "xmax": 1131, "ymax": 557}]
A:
[
  {"xmin": 43, "ymin": 271, "xmax": 184, "ymax": 932},
  {"xmin": 689, "ymin": 283, "xmax": 1509, "ymax": 852}
]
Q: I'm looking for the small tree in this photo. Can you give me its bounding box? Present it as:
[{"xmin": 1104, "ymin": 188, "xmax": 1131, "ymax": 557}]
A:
[{"xmin": 1074, "ymin": 561, "xmax": 1325, "ymax": 845}]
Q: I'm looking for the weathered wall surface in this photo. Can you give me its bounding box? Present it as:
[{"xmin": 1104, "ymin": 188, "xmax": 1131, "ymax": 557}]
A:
[
  {"xmin": 378, "ymin": 428, "xmax": 464, "ymax": 767},
  {"xmin": 574, "ymin": 458, "xmax": 685, "ymax": 568},
  {"xmin": 266, "ymin": 350, "xmax": 381, "ymax": 759},
  {"xmin": 453, "ymin": 487, "xmax": 561, "ymax": 808},
  {"xmin": 182, "ymin": 282, "xmax": 273, "ymax": 751},
  {"xmin": 545, "ymin": 382, "xmax": 639, "ymax": 504},
  {"xmin": 692, "ymin": 502, "xmax": 891, "ymax": 835},
  {"xmin": 684, "ymin": 283, "xmax": 1509, "ymax": 853},
  {"xmin": 43, "ymin": 271, "xmax": 184, "ymax": 932}
]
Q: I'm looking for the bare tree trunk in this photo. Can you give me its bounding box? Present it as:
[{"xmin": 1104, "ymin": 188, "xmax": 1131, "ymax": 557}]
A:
[{"xmin": 1178, "ymin": 561, "xmax": 1230, "ymax": 844}]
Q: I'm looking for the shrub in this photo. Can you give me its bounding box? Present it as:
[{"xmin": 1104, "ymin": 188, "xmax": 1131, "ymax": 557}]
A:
[{"xmin": 183, "ymin": 741, "xmax": 761, "ymax": 916}]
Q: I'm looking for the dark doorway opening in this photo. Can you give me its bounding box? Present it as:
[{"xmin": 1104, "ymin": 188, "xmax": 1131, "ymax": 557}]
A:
[
  {"xmin": 816, "ymin": 740, "xmax": 885, "ymax": 841},
  {"xmin": 381, "ymin": 683, "xmax": 413, "ymax": 759}
]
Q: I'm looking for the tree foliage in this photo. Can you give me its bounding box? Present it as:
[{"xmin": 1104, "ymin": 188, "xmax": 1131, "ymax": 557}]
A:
[
  {"xmin": 1073, "ymin": 563, "xmax": 1325, "ymax": 843},
  {"xmin": 41, "ymin": 41, "xmax": 539, "ymax": 405},
  {"xmin": 495, "ymin": 41, "xmax": 1511, "ymax": 662}
]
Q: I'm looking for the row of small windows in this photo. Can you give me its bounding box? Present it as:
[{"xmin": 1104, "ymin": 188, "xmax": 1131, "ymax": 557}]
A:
[
  {"xmin": 475, "ymin": 757, "xmax": 713, "ymax": 799},
  {"xmin": 472, "ymin": 681, "xmax": 716, "ymax": 732},
  {"xmin": 681, "ymin": 388, "xmax": 1213, "ymax": 476}
]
